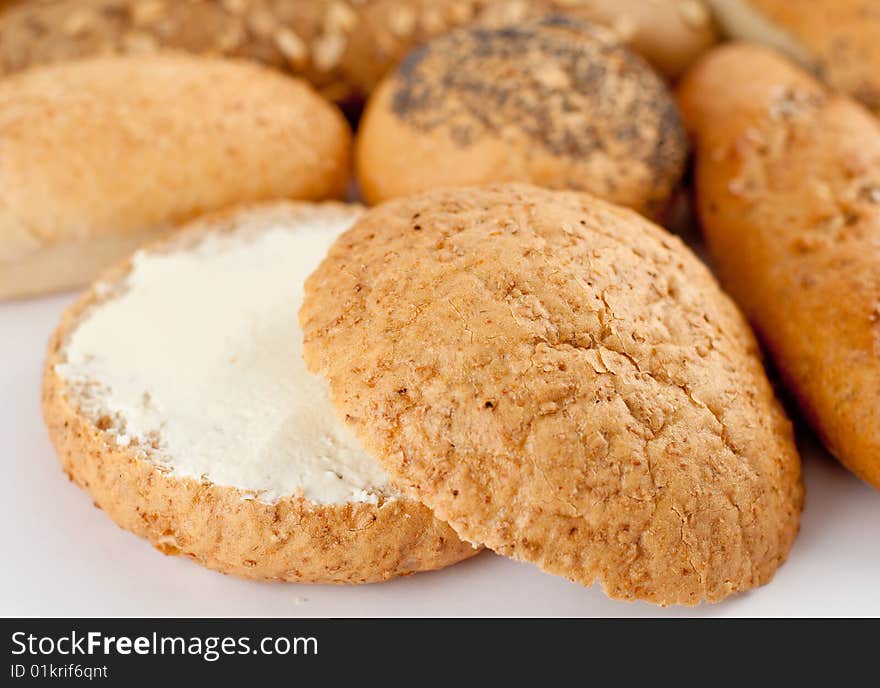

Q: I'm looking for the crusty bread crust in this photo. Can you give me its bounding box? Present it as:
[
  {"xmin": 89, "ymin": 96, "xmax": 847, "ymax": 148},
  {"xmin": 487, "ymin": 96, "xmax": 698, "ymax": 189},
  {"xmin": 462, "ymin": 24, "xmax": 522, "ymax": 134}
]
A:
[
  {"xmin": 42, "ymin": 202, "xmax": 478, "ymax": 583},
  {"xmin": 301, "ymin": 184, "xmax": 803, "ymax": 605},
  {"xmin": 356, "ymin": 17, "xmax": 687, "ymax": 217},
  {"xmin": 0, "ymin": 53, "xmax": 351, "ymax": 301},
  {"xmin": 678, "ymin": 44, "xmax": 880, "ymax": 490}
]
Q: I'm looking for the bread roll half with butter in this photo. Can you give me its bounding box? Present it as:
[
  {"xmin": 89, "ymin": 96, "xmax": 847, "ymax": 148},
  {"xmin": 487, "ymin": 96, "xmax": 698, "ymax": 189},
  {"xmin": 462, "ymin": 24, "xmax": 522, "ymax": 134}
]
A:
[
  {"xmin": 0, "ymin": 53, "xmax": 352, "ymax": 301},
  {"xmin": 42, "ymin": 202, "xmax": 477, "ymax": 583}
]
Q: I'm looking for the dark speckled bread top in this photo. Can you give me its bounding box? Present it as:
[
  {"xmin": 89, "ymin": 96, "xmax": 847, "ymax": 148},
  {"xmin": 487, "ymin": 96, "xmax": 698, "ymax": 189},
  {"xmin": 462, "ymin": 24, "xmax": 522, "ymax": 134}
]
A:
[
  {"xmin": 391, "ymin": 17, "xmax": 683, "ymax": 162},
  {"xmin": 356, "ymin": 16, "xmax": 688, "ymax": 217}
]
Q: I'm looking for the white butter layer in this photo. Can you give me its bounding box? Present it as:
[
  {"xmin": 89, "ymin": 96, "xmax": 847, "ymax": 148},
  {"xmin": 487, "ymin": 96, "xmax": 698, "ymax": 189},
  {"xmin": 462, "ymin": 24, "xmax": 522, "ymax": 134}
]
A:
[{"xmin": 57, "ymin": 211, "xmax": 393, "ymax": 505}]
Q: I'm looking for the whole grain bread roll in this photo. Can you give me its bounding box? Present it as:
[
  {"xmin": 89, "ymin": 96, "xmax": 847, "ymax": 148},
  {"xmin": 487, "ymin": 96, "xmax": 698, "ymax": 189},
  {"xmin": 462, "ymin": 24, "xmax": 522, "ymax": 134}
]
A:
[
  {"xmin": 678, "ymin": 44, "xmax": 880, "ymax": 490},
  {"xmin": 300, "ymin": 183, "xmax": 803, "ymax": 605},
  {"xmin": 356, "ymin": 16, "xmax": 688, "ymax": 217},
  {"xmin": 43, "ymin": 201, "xmax": 477, "ymax": 583},
  {"xmin": 0, "ymin": 1, "xmax": 714, "ymax": 110},
  {"xmin": 0, "ymin": 53, "xmax": 351, "ymax": 300},
  {"xmin": 706, "ymin": 0, "xmax": 880, "ymax": 113}
]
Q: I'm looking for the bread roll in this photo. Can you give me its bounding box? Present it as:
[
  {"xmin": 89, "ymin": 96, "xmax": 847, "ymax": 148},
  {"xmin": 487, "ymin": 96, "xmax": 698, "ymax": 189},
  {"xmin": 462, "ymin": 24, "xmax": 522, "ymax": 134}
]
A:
[
  {"xmin": 706, "ymin": 0, "xmax": 880, "ymax": 113},
  {"xmin": 678, "ymin": 44, "xmax": 880, "ymax": 489},
  {"xmin": 300, "ymin": 183, "xmax": 803, "ymax": 605},
  {"xmin": 0, "ymin": 1, "xmax": 714, "ymax": 110},
  {"xmin": 43, "ymin": 201, "xmax": 477, "ymax": 583},
  {"xmin": 356, "ymin": 16, "xmax": 688, "ymax": 217},
  {"xmin": 0, "ymin": 53, "xmax": 351, "ymax": 300}
]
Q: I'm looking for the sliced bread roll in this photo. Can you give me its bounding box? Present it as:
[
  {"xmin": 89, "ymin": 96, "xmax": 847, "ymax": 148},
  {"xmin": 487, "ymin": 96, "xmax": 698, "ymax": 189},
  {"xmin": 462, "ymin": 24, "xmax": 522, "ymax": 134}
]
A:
[
  {"xmin": 0, "ymin": 53, "xmax": 352, "ymax": 301},
  {"xmin": 301, "ymin": 184, "xmax": 803, "ymax": 606},
  {"xmin": 42, "ymin": 202, "xmax": 477, "ymax": 583}
]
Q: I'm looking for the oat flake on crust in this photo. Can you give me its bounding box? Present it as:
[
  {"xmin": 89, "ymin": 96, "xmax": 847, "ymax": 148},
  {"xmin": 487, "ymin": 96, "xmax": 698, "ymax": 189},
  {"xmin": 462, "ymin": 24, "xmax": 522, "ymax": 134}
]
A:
[{"xmin": 301, "ymin": 184, "xmax": 803, "ymax": 606}]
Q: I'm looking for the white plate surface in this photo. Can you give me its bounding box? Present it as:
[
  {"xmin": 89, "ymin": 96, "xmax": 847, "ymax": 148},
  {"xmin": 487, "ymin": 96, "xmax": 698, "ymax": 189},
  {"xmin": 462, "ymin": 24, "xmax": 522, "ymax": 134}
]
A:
[{"xmin": 2, "ymin": 291, "xmax": 878, "ymax": 618}]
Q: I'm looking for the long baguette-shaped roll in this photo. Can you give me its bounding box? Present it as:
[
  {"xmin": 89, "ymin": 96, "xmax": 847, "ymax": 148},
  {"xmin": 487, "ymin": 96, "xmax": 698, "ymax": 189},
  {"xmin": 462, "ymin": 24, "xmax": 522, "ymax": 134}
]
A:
[
  {"xmin": 678, "ymin": 44, "xmax": 880, "ymax": 489},
  {"xmin": 0, "ymin": 53, "xmax": 351, "ymax": 300}
]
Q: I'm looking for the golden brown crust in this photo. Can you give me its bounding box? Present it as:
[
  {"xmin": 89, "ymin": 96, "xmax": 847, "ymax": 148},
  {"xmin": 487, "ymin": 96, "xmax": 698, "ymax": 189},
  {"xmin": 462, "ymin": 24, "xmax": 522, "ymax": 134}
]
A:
[
  {"xmin": 356, "ymin": 17, "xmax": 687, "ymax": 218},
  {"xmin": 0, "ymin": 53, "xmax": 351, "ymax": 300},
  {"xmin": 707, "ymin": 0, "xmax": 880, "ymax": 112},
  {"xmin": 0, "ymin": 1, "xmax": 713, "ymax": 109},
  {"xmin": 42, "ymin": 201, "xmax": 478, "ymax": 584},
  {"xmin": 678, "ymin": 43, "xmax": 880, "ymax": 490},
  {"xmin": 300, "ymin": 184, "xmax": 803, "ymax": 605}
]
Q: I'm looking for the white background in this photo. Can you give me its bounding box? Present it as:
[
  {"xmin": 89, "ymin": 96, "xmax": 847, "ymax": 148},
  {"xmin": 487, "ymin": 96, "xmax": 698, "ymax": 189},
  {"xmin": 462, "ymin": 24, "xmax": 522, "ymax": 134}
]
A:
[{"xmin": 2, "ymin": 292, "xmax": 879, "ymax": 618}]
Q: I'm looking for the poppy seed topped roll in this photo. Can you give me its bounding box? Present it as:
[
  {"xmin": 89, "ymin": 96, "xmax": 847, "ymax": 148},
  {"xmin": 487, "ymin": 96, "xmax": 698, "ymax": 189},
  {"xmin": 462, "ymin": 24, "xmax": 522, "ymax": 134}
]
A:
[{"xmin": 356, "ymin": 16, "xmax": 688, "ymax": 218}]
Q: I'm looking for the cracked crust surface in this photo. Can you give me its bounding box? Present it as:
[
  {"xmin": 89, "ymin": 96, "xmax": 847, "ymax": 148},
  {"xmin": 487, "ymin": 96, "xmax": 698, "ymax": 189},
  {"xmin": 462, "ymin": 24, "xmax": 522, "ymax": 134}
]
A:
[
  {"xmin": 301, "ymin": 184, "xmax": 803, "ymax": 605},
  {"xmin": 0, "ymin": 0, "xmax": 517, "ymax": 108},
  {"xmin": 356, "ymin": 16, "xmax": 687, "ymax": 218},
  {"xmin": 42, "ymin": 202, "xmax": 477, "ymax": 584},
  {"xmin": 678, "ymin": 44, "xmax": 880, "ymax": 489}
]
